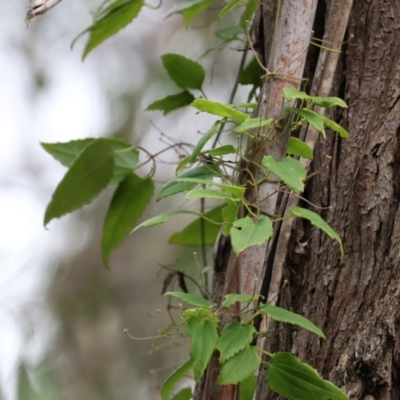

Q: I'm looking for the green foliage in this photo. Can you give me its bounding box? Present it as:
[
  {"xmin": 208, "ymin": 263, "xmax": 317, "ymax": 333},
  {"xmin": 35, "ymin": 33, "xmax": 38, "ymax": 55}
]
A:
[
  {"xmin": 266, "ymin": 353, "xmax": 348, "ymax": 400},
  {"xmin": 262, "ymin": 155, "xmax": 306, "ymax": 193},
  {"xmin": 162, "ymin": 54, "xmax": 205, "ymax": 91},
  {"xmin": 260, "ymin": 304, "xmax": 325, "ymax": 339},
  {"xmin": 290, "ymin": 206, "xmax": 344, "ymax": 261},
  {"xmin": 146, "ymin": 91, "xmax": 195, "ymax": 115},
  {"xmin": 101, "ymin": 173, "xmax": 154, "ymax": 268},
  {"xmin": 168, "ymin": 205, "xmax": 224, "ymax": 246},
  {"xmin": 230, "ymin": 216, "xmax": 273, "ymax": 255},
  {"xmin": 81, "ymin": 0, "xmax": 144, "ymax": 59},
  {"xmin": 42, "ymin": 2, "xmax": 352, "ymax": 398}
]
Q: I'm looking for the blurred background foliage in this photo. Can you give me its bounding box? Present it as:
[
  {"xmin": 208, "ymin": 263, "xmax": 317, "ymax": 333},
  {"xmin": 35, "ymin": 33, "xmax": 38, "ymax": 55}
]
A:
[{"xmin": 0, "ymin": 1, "xmax": 253, "ymax": 399}]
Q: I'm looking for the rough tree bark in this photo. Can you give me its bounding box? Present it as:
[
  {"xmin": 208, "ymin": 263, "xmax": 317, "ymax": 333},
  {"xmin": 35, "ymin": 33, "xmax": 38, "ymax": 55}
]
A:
[
  {"xmin": 199, "ymin": 0, "xmax": 400, "ymax": 399},
  {"xmin": 258, "ymin": 0, "xmax": 400, "ymax": 399}
]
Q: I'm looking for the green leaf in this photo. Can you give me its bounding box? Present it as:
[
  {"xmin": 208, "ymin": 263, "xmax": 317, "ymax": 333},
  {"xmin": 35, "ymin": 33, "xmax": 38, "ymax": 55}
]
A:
[
  {"xmin": 162, "ymin": 54, "xmax": 205, "ymax": 91},
  {"xmin": 321, "ymin": 117, "xmax": 350, "ymax": 139},
  {"xmin": 82, "ymin": 0, "xmax": 144, "ymax": 59},
  {"xmin": 192, "ymin": 99, "xmax": 249, "ymax": 123},
  {"xmin": 221, "ymin": 202, "xmax": 239, "ymax": 236},
  {"xmin": 230, "ymin": 216, "xmax": 273, "ymax": 255},
  {"xmin": 283, "ymin": 87, "xmax": 310, "ymax": 102},
  {"xmin": 101, "ymin": 173, "xmax": 154, "ymax": 268},
  {"xmin": 41, "ymin": 138, "xmax": 139, "ymax": 186},
  {"xmin": 131, "ymin": 210, "xmax": 199, "ymax": 233},
  {"xmin": 239, "ymin": 0, "xmax": 257, "ymax": 28},
  {"xmin": 158, "ymin": 164, "xmax": 220, "ymax": 201},
  {"xmin": 208, "ymin": 145, "xmax": 237, "ymax": 156},
  {"xmin": 184, "ymin": 307, "xmax": 216, "ymax": 320},
  {"xmin": 262, "ymin": 156, "xmax": 306, "ymax": 193},
  {"xmin": 168, "ymin": 205, "xmax": 224, "ymax": 246},
  {"xmin": 165, "ymin": 0, "xmax": 214, "ymax": 27},
  {"xmin": 234, "ymin": 117, "xmax": 273, "ymax": 133},
  {"xmin": 146, "ymin": 91, "xmax": 195, "ymax": 115},
  {"xmin": 219, "ymin": 0, "xmax": 245, "ymax": 20},
  {"xmin": 216, "ymin": 322, "xmax": 256, "ymax": 363},
  {"xmin": 186, "ymin": 316, "xmax": 219, "ymax": 381},
  {"xmin": 161, "ymin": 359, "xmax": 194, "ymax": 400},
  {"xmin": 311, "ymin": 96, "xmax": 348, "ymax": 109},
  {"xmin": 218, "ymin": 346, "xmax": 261, "ymax": 385},
  {"xmin": 290, "ymin": 206, "xmax": 344, "ymax": 261},
  {"xmin": 171, "ymin": 387, "xmax": 192, "ymax": 400},
  {"xmin": 259, "ymin": 304, "xmax": 325, "ymax": 339},
  {"xmin": 287, "ymin": 108, "xmax": 326, "ymax": 138},
  {"xmin": 186, "ymin": 189, "xmax": 238, "ymax": 201},
  {"xmin": 266, "ymin": 352, "xmax": 348, "ymax": 400},
  {"xmin": 221, "ymin": 293, "xmax": 262, "ymax": 308},
  {"xmin": 287, "ymin": 137, "xmax": 314, "ymax": 160},
  {"xmin": 239, "ymin": 57, "xmax": 261, "ymax": 88},
  {"xmin": 165, "ymin": 292, "xmax": 215, "ymax": 308},
  {"xmin": 176, "ymin": 155, "xmax": 191, "ymax": 174},
  {"xmin": 176, "ymin": 178, "xmax": 245, "ymax": 198},
  {"xmin": 44, "ymin": 139, "xmax": 114, "ymax": 225},
  {"xmin": 189, "ymin": 121, "xmax": 222, "ymax": 163},
  {"xmin": 239, "ymin": 373, "xmax": 257, "ymax": 400},
  {"xmin": 215, "ymin": 25, "xmax": 245, "ymax": 41}
]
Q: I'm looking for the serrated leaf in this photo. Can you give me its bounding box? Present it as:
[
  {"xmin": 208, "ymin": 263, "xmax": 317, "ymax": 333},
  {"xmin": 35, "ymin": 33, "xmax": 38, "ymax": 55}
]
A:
[
  {"xmin": 168, "ymin": 205, "xmax": 224, "ymax": 246},
  {"xmin": 82, "ymin": 0, "xmax": 144, "ymax": 59},
  {"xmin": 215, "ymin": 25, "xmax": 245, "ymax": 41},
  {"xmin": 283, "ymin": 87, "xmax": 310, "ymax": 102},
  {"xmin": 146, "ymin": 91, "xmax": 195, "ymax": 115},
  {"xmin": 216, "ymin": 322, "xmax": 256, "ymax": 363},
  {"xmin": 176, "ymin": 178, "xmax": 245, "ymax": 198},
  {"xmin": 262, "ymin": 156, "xmax": 306, "ymax": 193},
  {"xmin": 186, "ymin": 316, "xmax": 219, "ymax": 381},
  {"xmin": 321, "ymin": 117, "xmax": 350, "ymax": 139},
  {"xmin": 221, "ymin": 202, "xmax": 239, "ymax": 236},
  {"xmin": 239, "ymin": 0, "xmax": 257, "ymax": 28},
  {"xmin": 158, "ymin": 164, "xmax": 220, "ymax": 201},
  {"xmin": 186, "ymin": 189, "xmax": 238, "ymax": 201},
  {"xmin": 287, "ymin": 108, "xmax": 326, "ymax": 138},
  {"xmin": 219, "ymin": 0, "xmax": 245, "ymax": 20},
  {"xmin": 41, "ymin": 138, "xmax": 139, "ymax": 186},
  {"xmin": 131, "ymin": 210, "xmax": 199, "ymax": 233},
  {"xmin": 218, "ymin": 346, "xmax": 261, "ymax": 385},
  {"xmin": 221, "ymin": 293, "xmax": 262, "ymax": 308},
  {"xmin": 266, "ymin": 352, "xmax": 348, "ymax": 400},
  {"xmin": 290, "ymin": 206, "xmax": 344, "ymax": 261},
  {"xmin": 234, "ymin": 117, "xmax": 273, "ymax": 133},
  {"xmin": 189, "ymin": 121, "xmax": 222, "ymax": 163},
  {"xmin": 192, "ymin": 99, "xmax": 249, "ymax": 123},
  {"xmin": 165, "ymin": 0, "xmax": 214, "ymax": 28},
  {"xmin": 171, "ymin": 387, "xmax": 192, "ymax": 400},
  {"xmin": 161, "ymin": 359, "xmax": 194, "ymax": 400},
  {"xmin": 259, "ymin": 304, "xmax": 325, "ymax": 339},
  {"xmin": 162, "ymin": 54, "xmax": 205, "ymax": 90},
  {"xmin": 208, "ymin": 145, "xmax": 237, "ymax": 156},
  {"xmin": 44, "ymin": 139, "xmax": 114, "ymax": 225},
  {"xmin": 287, "ymin": 137, "xmax": 314, "ymax": 160},
  {"xmin": 239, "ymin": 57, "xmax": 261, "ymax": 88},
  {"xmin": 230, "ymin": 216, "xmax": 273, "ymax": 255},
  {"xmin": 165, "ymin": 292, "xmax": 215, "ymax": 308},
  {"xmin": 101, "ymin": 173, "xmax": 154, "ymax": 268},
  {"xmin": 239, "ymin": 373, "xmax": 257, "ymax": 400}
]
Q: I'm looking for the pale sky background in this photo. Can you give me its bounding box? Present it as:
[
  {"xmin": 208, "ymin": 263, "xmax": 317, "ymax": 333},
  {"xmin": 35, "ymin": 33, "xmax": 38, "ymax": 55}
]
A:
[{"xmin": 0, "ymin": 1, "xmax": 249, "ymax": 399}]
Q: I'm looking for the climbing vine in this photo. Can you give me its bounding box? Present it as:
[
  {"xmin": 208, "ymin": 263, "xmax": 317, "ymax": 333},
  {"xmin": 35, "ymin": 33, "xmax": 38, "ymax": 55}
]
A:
[{"xmin": 34, "ymin": 0, "xmax": 350, "ymax": 399}]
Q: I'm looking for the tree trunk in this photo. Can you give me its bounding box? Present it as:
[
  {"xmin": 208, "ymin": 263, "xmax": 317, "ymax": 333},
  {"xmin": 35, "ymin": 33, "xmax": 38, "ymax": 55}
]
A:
[
  {"xmin": 258, "ymin": 0, "xmax": 400, "ymax": 399},
  {"xmin": 201, "ymin": 0, "xmax": 400, "ymax": 399}
]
